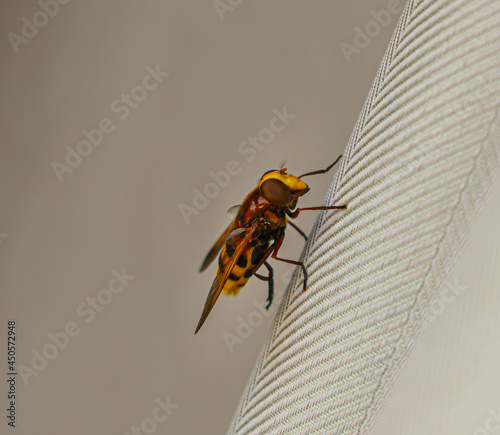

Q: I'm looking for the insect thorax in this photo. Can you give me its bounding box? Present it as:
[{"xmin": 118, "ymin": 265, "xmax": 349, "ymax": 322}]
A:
[{"xmin": 252, "ymin": 208, "xmax": 286, "ymax": 241}]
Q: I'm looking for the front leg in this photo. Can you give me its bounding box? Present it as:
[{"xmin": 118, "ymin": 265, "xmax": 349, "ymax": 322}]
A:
[
  {"xmin": 288, "ymin": 220, "xmax": 308, "ymax": 242},
  {"xmin": 289, "ymin": 204, "xmax": 346, "ymax": 219}
]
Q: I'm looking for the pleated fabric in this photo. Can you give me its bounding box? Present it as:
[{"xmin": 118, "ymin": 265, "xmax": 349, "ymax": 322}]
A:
[{"xmin": 228, "ymin": 0, "xmax": 500, "ymax": 433}]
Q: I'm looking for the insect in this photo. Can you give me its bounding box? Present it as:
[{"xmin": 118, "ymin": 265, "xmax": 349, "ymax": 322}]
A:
[{"xmin": 195, "ymin": 155, "xmax": 346, "ymax": 334}]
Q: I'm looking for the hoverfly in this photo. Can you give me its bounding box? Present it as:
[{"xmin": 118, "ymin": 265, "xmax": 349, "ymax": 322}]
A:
[{"xmin": 195, "ymin": 155, "xmax": 346, "ymax": 334}]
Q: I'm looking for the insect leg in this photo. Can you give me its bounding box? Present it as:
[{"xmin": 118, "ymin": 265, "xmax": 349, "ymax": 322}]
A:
[
  {"xmin": 271, "ymin": 233, "xmax": 308, "ymax": 291},
  {"xmin": 288, "ymin": 220, "xmax": 308, "ymax": 242},
  {"xmin": 252, "ymin": 261, "xmax": 274, "ymax": 309},
  {"xmin": 298, "ymin": 155, "xmax": 342, "ymax": 178},
  {"xmin": 290, "ymin": 205, "xmax": 346, "ymax": 219}
]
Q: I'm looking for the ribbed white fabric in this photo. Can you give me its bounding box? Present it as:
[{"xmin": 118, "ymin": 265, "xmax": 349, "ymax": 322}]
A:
[{"xmin": 228, "ymin": 0, "xmax": 500, "ymax": 434}]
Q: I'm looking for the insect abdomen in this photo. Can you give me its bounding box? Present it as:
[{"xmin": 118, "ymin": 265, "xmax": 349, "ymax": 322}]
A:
[{"xmin": 219, "ymin": 242, "xmax": 269, "ymax": 295}]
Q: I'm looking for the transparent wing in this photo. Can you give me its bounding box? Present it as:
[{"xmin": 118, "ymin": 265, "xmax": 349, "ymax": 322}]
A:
[
  {"xmin": 195, "ymin": 227, "xmax": 255, "ymax": 334},
  {"xmin": 225, "ymin": 227, "xmax": 247, "ymax": 244},
  {"xmin": 199, "ymin": 222, "xmax": 235, "ymax": 273},
  {"xmin": 226, "ymin": 204, "xmax": 241, "ymax": 220}
]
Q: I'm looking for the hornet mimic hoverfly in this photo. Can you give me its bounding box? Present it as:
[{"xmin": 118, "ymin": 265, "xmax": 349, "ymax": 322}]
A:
[{"xmin": 195, "ymin": 155, "xmax": 346, "ymax": 334}]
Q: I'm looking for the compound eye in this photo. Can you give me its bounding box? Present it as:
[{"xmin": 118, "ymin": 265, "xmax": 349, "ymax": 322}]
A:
[{"xmin": 260, "ymin": 178, "xmax": 292, "ymax": 205}]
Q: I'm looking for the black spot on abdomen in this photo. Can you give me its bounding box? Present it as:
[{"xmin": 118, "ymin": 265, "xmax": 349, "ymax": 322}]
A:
[
  {"xmin": 251, "ymin": 243, "xmax": 269, "ymax": 266},
  {"xmin": 226, "ymin": 244, "xmax": 235, "ymax": 258},
  {"xmin": 236, "ymin": 256, "xmax": 247, "ymax": 268}
]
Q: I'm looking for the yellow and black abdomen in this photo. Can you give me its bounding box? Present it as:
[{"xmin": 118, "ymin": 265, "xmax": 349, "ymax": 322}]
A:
[{"xmin": 218, "ymin": 241, "xmax": 270, "ymax": 295}]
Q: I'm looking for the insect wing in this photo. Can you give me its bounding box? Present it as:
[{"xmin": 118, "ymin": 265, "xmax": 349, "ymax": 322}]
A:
[
  {"xmin": 195, "ymin": 227, "xmax": 255, "ymax": 334},
  {"xmin": 226, "ymin": 204, "xmax": 241, "ymax": 220},
  {"xmin": 225, "ymin": 227, "xmax": 247, "ymax": 244},
  {"xmin": 199, "ymin": 223, "xmax": 234, "ymax": 273}
]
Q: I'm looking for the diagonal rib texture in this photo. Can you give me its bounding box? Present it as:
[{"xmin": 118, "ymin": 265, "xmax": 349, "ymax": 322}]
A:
[{"xmin": 228, "ymin": 0, "xmax": 500, "ymax": 433}]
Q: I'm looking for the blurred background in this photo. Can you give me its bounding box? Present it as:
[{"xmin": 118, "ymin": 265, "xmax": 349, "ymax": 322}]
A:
[{"xmin": 0, "ymin": 1, "xmax": 402, "ymax": 434}]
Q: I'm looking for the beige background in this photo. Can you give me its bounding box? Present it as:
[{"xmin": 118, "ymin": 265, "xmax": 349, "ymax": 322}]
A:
[{"xmin": 1, "ymin": 2, "xmax": 404, "ymax": 434}]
